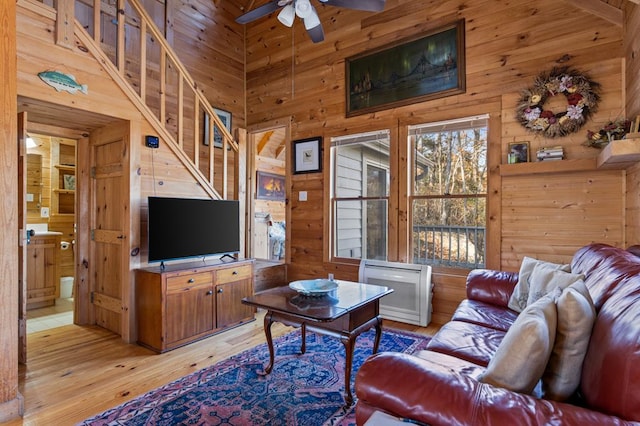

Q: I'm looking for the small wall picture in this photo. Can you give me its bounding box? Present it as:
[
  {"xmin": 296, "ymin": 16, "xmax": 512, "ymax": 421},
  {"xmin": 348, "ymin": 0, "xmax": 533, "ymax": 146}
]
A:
[
  {"xmin": 256, "ymin": 171, "xmax": 285, "ymax": 201},
  {"xmin": 63, "ymin": 174, "xmax": 76, "ymax": 190},
  {"xmin": 203, "ymin": 108, "xmax": 232, "ymax": 148},
  {"xmin": 293, "ymin": 137, "xmax": 322, "ymax": 174},
  {"xmin": 507, "ymin": 142, "xmax": 530, "ymax": 164}
]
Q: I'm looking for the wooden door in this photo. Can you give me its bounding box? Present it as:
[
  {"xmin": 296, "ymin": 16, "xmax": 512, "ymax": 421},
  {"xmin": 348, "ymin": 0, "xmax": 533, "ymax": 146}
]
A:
[
  {"xmin": 87, "ymin": 122, "xmax": 131, "ymax": 339},
  {"xmin": 17, "ymin": 112, "xmax": 27, "ymax": 364}
]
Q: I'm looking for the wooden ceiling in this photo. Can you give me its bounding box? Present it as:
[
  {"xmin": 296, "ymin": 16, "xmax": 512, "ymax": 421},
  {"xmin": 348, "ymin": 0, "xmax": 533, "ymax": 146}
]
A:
[
  {"xmin": 234, "ymin": 0, "xmax": 637, "ymax": 160},
  {"xmin": 233, "ymin": 0, "xmax": 636, "ymax": 18}
]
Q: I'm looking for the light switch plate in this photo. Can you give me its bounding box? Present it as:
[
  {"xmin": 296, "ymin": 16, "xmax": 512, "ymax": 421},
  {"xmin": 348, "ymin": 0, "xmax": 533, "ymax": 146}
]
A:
[{"xmin": 299, "ymin": 191, "xmax": 307, "ymax": 201}]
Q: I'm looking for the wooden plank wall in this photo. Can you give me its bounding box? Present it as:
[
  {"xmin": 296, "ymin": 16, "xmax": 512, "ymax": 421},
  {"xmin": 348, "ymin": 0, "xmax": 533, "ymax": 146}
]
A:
[
  {"xmin": 0, "ymin": 0, "xmax": 20, "ymax": 420},
  {"xmin": 625, "ymin": 3, "xmax": 640, "ymax": 245},
  {"xmin": 244, "ymin": 0, "xmax": 628, "ymax": 323},
  {"xmin": 16, "ymin": 1, "xmax": 246, "ymax": 261}
]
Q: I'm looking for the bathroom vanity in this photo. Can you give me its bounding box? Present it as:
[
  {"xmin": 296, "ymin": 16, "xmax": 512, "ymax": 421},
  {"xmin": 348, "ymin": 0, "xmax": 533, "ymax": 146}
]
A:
[{"xmin": 26, "ymin": 232, "xmax": 61, "ymax": 310}]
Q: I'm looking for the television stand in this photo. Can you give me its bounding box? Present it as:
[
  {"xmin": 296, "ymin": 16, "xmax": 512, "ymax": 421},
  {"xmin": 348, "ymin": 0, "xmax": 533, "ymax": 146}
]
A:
[{"xmin": 136, "ymin": 259, "xmax": 255, "ymax": 353}]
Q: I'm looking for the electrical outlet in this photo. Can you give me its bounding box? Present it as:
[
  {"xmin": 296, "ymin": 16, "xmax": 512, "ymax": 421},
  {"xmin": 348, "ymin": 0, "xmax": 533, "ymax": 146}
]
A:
[
  {"xmin": 299, "ymin": 191, "xmax": 307, "ymax": 201},
  {"xmin": 41, "ymin": 207, "xmax": 49, "ymax": 218}
]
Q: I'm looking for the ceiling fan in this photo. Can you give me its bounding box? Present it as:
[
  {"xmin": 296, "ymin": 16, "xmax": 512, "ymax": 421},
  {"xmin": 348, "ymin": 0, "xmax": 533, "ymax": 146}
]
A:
[{"xmin": 235, "ymin": 0, "xmax": 386, "ymax": 43}]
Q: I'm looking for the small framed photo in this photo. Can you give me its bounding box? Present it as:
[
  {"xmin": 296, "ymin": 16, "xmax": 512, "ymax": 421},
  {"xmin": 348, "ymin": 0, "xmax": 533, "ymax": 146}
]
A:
[
  {"xmin": 204, "ymin": 108, "xmax": 232, "ymax": 148},
  {"xmin": 256, "ymin": 171, "xmax": 285, "ymax": 201},
  {"xmin": 63, "ymin": 174, "xmax": 76, "ymax": 190},
  {"xmin": 293, "ymin": 136, "xmax": 322, "ymax": 174},
  {"xmin": 507, "ymin": 141, "xmax": 530, "ymax": 164}
]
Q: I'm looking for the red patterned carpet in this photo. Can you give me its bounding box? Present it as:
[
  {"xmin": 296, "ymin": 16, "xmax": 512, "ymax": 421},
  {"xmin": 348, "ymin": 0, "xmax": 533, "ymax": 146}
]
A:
[{"xmin": 79, "ymin": 328, "xmax": 431, "ymax": 425}]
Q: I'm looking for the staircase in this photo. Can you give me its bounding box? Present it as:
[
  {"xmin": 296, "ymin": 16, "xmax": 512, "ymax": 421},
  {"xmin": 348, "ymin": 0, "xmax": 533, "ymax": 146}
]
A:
[{"xmin": 44, "ymin": 0, "xmax": 239, "ymax": 200}]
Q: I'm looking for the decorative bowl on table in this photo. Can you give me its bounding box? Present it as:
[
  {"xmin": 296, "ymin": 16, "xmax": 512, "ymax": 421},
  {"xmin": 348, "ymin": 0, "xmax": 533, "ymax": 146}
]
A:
[{"xmin": 289, "ymin": 279, "xmax": 338, "ymax": 296}]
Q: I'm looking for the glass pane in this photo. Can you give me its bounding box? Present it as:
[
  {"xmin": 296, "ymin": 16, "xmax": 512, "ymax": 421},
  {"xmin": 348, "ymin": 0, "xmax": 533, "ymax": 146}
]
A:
[
  {"xmin": 412, "ymin": 197, "xmax": 486, "ymax": 268},
  {"xmin": 412, "ymin": 128, "xmax": 487, "ymax": 196},
  {"xmin": 335, "ymin": 199, "xmax": 387, "ymax": 260},
  {"xmin": 333, "ymin": 140, "xmax": 389, "ymax": 198}
]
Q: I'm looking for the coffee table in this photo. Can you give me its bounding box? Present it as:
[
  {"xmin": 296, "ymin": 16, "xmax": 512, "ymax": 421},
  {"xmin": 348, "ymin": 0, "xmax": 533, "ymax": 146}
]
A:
[{"xmin": 242, "ymin": 280, "xmax": 393, "ymax": 405}]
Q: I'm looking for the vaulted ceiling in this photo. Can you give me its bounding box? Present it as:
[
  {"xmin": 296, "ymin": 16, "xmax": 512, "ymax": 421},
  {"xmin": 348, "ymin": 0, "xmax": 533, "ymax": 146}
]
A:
[
  {"xmin": 233, "ymin": 0, "xmax": 637, "ymax": 159},
  {"xmin": 232, "ymin": 0, "xmax": 637, "ymax": 25}
]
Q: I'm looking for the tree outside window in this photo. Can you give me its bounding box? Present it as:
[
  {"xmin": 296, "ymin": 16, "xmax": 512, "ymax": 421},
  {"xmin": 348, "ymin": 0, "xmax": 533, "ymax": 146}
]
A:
[{"xmin": 409, "ymin": 116, "xmax": 488, "ymax": 268}]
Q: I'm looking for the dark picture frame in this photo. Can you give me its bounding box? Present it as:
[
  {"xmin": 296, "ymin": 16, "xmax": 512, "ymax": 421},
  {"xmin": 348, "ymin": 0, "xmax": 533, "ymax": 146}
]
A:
[
  {"xmin": 507, "ymin": 141, "xmax": 530, "ymax": 164},
  {"xmin": 345, "ymin": 19, "xmax": 466, "ymax": 117},
  {"xmin": 256, "ymin": 171, "xmax": 285, "ymax": 201},
  {"xmin": 203, "ymin": 108, "xmax": 232, "ymax": 148},
  {"xmin": 293, "ymin": 136, "xmax": 322, "ymax": 174}
]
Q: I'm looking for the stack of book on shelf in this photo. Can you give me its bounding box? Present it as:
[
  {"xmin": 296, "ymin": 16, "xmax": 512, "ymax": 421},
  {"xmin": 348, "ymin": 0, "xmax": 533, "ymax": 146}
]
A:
[{"xmin": 537, "ymin": 146, "xmax": 564, "ymax": 161}]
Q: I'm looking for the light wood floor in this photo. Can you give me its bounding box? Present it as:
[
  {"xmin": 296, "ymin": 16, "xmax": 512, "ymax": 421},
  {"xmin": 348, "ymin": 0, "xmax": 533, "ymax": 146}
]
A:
[{"xmin": 8, "ymin": 311, "xmax": 438, "ymax": 425}]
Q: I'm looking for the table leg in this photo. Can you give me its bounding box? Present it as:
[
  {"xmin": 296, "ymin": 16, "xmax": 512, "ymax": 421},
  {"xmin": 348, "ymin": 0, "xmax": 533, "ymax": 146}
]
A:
[
  {"xmin": 340, "ymin": 335, "xmax": 355, "ymax": 406},
  {"xmin": 260, "ymin": 311, "xmax": 275, "ymax": 375},
  {"xmin": 372, "ymin": 316, "xmax": 383, "ymax": 354},
  {"xmin": 300, "ymin": 323, "xmax": 307, "ymax": 354}
]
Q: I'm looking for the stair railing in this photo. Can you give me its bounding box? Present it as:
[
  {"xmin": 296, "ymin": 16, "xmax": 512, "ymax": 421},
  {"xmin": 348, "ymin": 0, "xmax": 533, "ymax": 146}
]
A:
[{"xmin": 49, "ymin": 0, "xmax": 238, "ymax": 200}]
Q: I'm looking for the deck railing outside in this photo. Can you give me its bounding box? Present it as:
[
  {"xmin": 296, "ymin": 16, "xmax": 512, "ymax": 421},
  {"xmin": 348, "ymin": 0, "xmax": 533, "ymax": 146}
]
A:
[{"xmin": 413, "ymin": 225, "xmax": 486, "ymax": 269}]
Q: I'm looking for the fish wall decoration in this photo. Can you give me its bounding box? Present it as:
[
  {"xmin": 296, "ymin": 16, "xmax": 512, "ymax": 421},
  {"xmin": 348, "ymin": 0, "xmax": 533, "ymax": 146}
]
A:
[{"xmin": 38, "ymin": 71, "xmax": 88, "ymax": 95}]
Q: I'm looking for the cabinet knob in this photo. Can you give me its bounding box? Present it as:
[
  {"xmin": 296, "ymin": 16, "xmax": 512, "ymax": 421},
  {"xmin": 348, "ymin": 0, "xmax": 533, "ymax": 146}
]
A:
[
  {"xmin": 232, "ymin": 270, "xmax": 238, "ymax": 275},
  {"xmin": 206, "ymin": 290, "xmax": 213, "ymax": 295},
  {"xmin": 188, "ymin": 278, "xmax": 195, "ymax": 283},
  {"xmin": 217, "ymin": 288, "xmax": 223, "ymax": 293}
]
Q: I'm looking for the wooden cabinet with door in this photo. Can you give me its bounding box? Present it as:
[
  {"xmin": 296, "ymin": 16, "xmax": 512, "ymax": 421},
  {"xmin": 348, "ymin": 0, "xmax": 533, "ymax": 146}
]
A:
[
  {"xmin": 136, "ymin": 259, "xmax": 255, "ymax": 352},
  {"xmin": 26, "ymin": 233, "xmax": 60, "ymax": 310}
]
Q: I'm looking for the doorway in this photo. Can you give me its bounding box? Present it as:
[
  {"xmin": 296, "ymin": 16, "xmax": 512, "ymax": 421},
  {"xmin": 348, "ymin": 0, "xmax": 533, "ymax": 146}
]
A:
[
  {"xmin": 249, "ymin": 125, "xmax": 288, "ymax": 263},
  {"xmin": 24, "ymin": 133, "xmax": 77, "ymax": 334},
  {"xmin": 17, "ymin": 96, "xmax": 133, "ymax": 363}
]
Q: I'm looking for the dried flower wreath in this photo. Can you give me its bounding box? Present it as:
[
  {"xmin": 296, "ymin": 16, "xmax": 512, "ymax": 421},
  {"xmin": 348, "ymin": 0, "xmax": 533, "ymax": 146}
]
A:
[{"xmin": 516, "ymin": 67, "xmax": 600, "ymax": 138}]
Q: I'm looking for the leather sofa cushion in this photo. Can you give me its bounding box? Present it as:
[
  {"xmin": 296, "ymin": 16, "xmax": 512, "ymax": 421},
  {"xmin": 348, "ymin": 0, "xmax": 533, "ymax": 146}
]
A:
[
  {"xmin": 413, "ymin": 349, "xmax": 485, "ymax": 380},
  {"xmin": 425, "ymin": 320, "xmax": 505, "ymax": 367},
  {"xmin": 580, "ymin": 275, "xmax": 640, "ymax": 421},
  {"xmin": 451, "ymin": 299, "xmax": 518, "ymax": 332}
]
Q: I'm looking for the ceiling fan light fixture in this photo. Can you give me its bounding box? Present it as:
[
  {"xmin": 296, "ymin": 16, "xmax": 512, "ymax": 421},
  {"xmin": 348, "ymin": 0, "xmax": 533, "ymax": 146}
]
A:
[
  {"xmin": 277, "ymin": 4, "xmax": 295, "ymax": 27},
  {"xmin": 295, "ymin": 0, "xmax": 313, "ymax": 18},
  {"xmin": 303, "ymin": 7, "xmax": 321, "ymax": 30}
]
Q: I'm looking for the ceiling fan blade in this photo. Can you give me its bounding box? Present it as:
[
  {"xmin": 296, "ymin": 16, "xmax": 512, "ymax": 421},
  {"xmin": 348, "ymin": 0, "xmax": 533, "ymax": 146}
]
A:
[
  {"xmin": 306, "ymin": 23, "xmax": 325, "ymax": 43},
  {"xmin": 319, "ymin": 0, "xmax": 385, "ymax": 12},
  {"xmin": 236, "ymin": 0, "xmax": 282, "ymax": 24}
]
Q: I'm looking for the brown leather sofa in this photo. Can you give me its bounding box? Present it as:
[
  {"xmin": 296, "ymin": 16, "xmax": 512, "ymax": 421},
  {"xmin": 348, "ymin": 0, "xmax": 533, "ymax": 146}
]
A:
[{"xmin": 355, "ymin": 243, "xmax": 640, "ymax": 425}]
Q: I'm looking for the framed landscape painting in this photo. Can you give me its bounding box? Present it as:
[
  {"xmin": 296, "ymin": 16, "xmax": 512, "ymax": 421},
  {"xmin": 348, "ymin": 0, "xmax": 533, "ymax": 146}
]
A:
[{"xmin": 345, "ymin": 20, "xmax": 466, "ymax": 117}]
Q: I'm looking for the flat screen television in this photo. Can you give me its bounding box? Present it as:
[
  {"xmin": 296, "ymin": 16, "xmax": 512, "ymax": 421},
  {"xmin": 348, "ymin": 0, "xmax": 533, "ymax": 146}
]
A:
[{"xmin": 147, "ymin": 196, "xmax": 240, "ymax": 264}]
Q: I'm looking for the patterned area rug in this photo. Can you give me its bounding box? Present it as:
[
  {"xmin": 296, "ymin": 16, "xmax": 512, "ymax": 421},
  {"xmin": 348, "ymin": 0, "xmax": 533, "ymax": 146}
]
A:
[{"xmin": 79, "ymin": 328, "xmax": 431, "ymax": 425}]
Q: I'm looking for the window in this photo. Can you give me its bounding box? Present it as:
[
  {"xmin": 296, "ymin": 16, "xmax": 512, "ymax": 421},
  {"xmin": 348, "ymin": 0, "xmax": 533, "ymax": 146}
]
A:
[
  {"xmin": 330, "ymin": 130, "xmax": 390, "ymax": 261},
  {"xmin": 409, "ymin": 115, "xmax": 488, "ymax": 268}
]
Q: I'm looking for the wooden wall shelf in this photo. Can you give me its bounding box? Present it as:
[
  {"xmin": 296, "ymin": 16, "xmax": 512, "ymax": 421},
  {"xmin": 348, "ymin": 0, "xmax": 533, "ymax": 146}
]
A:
[
  {"xmin": 499, "ymin": 158, "xmax": 597, "ymax": 176},
  {"xmin": 597, "ymin": 138, "xmax": 640, "ymax": 169}
]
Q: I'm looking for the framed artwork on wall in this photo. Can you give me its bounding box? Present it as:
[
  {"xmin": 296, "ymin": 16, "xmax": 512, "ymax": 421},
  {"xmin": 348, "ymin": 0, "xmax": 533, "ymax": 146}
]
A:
[
  {"xmin": 256, "ymin": 171, "xmax": 285, "ymax": 201},
  {"xmin": 345, "ymin": 19, "xmax": 466, "ymax": 117},
  {"xmin": 204, "ymin": 108, "xmax": 232, "ymax": 148},
  {"xmin": 507, "ymin": 141, "xmax": 530, "ymax": 163},
  {"xmin": 293, "ymin": 136, "xmax": 322, "ymax": 174}
]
